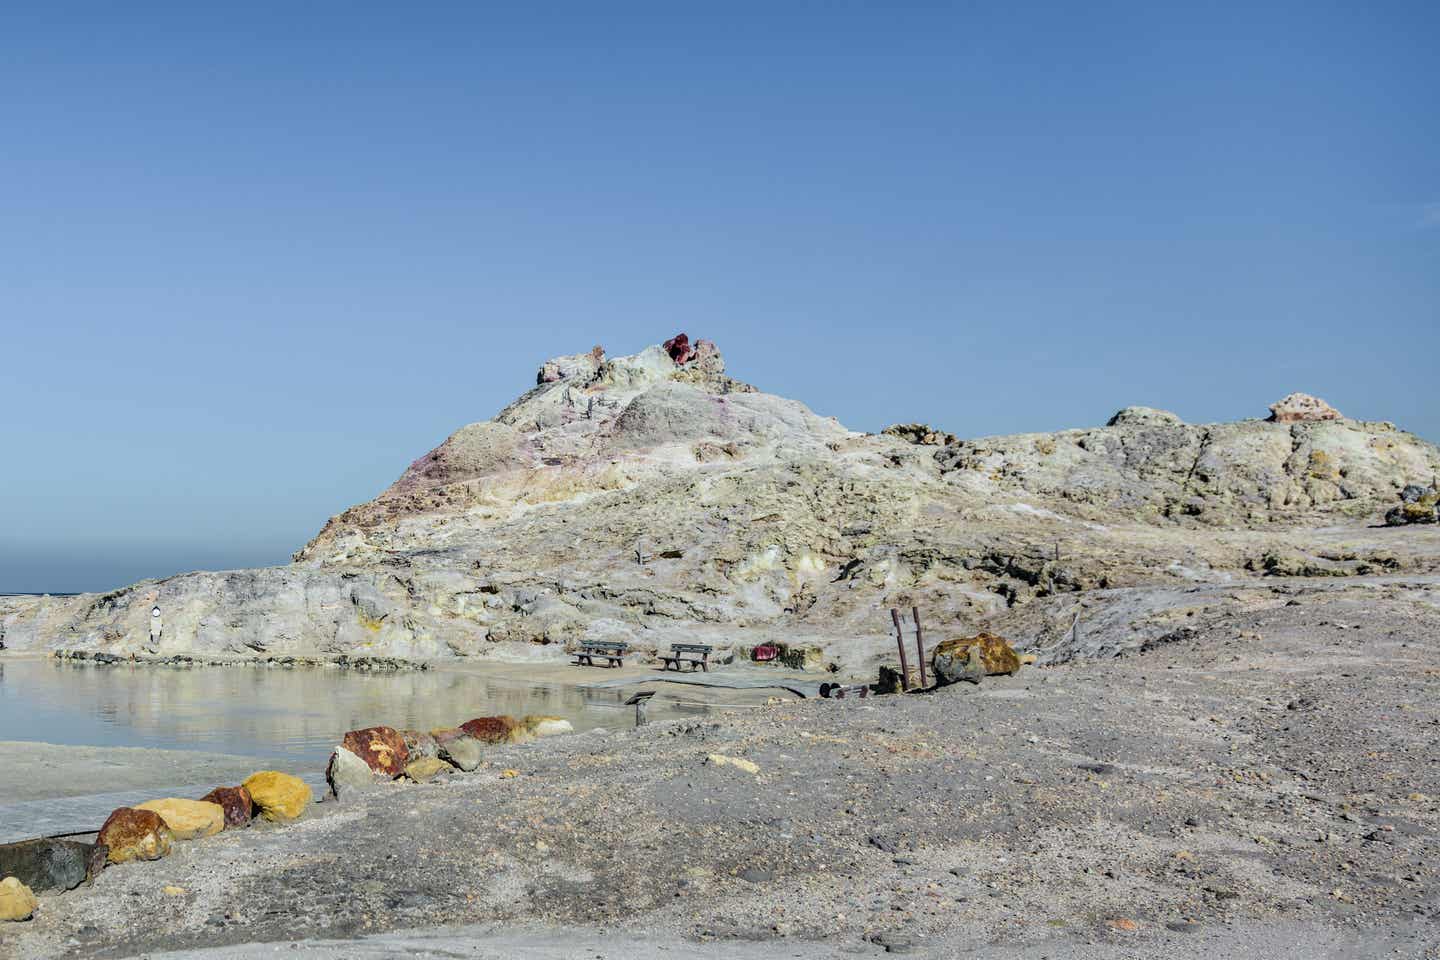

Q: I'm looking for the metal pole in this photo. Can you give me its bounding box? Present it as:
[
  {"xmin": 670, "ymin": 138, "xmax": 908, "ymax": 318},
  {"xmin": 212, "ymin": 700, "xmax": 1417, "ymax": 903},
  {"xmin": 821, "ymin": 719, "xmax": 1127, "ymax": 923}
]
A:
[
  {"xmin": 891, "ymin": 608, "xmax": 910, "ymax": 691},
  {"xmin": 912, "ymin": 606, "xmax": 927, "ymax": 688}
]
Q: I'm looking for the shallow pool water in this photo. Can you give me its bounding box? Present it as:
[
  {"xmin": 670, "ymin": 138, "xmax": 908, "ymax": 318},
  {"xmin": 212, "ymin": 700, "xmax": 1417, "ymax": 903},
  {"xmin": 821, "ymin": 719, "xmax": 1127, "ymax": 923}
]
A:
[{"xmin": 0, "ymin": 658, "xmax": 682, "ymax": 767}]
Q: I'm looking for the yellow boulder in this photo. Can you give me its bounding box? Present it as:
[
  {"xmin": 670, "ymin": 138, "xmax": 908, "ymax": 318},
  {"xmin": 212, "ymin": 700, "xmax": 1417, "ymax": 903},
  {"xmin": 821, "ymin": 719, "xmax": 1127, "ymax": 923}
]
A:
[
  {"xmin": 242, "ymin": 771, "xmax": 312, "ymax": 822},
  {"xmin": 135, "ymin": 799, "xmax": 225, "ymax": 840},
  {"xmin": 931, "ymin": 632, "xmax": 1021, "ymax": 684},
  {"xmin": 403, "ymin": 757, "xmax": 452, "ymax": 783},
  {"xmin": 0, "ymin": 876, "xmax": 38, "ymax": 922}
]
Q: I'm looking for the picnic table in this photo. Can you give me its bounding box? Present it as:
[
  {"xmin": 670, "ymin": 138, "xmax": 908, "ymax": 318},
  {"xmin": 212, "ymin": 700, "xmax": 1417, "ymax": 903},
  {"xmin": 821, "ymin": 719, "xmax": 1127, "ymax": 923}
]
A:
[
  {"xmin": 572, "ymin": 640, "xmax": 629, "ymax": 668},
  {"xmin": 658, "ymin": 642, "xmax": 713, "ymax": 672}
]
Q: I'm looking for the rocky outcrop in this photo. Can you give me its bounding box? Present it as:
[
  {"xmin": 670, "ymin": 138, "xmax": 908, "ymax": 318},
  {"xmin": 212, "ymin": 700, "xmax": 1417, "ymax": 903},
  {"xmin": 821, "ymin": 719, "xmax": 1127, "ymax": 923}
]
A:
[
  {"xmin": 2, "ymin": 337, "xmax": 1436, "ymax": 675},
  {"xmin": 98, "ymin": 808, "xmax": 173, "ymax": 864},
  {"xmin": 0, "ymin": 839, "xmax": 106, "ymax": 893},
  {"xmin": 1386, "ymin": 484, "xmax": 1439, "ymax": 525},
  {"xmin": 1268, "ymin": 392, "xmax": 1342, "ymax": 423},
  {"xmin": 242, "ymin": 772, "xmax": 311, "ymax": 822}
]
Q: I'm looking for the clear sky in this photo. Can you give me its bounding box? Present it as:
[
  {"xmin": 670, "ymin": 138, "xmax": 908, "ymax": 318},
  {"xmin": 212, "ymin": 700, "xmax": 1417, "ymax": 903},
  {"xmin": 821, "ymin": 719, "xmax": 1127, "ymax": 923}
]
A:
[{"xmin": 2, "ymin": 2, "xmax": 1436, "ymax": 593}]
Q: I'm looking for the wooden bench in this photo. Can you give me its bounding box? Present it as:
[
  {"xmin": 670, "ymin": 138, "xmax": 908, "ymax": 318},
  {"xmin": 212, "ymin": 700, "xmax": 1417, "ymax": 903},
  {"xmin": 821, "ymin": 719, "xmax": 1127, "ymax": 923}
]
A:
[
  {"xmin": 572, "ymin": 640, "xmax": 629, "ymax": 668},
  {"xmin": 658, "ymin": 642, "xmax": 713, "ymax": 672}
]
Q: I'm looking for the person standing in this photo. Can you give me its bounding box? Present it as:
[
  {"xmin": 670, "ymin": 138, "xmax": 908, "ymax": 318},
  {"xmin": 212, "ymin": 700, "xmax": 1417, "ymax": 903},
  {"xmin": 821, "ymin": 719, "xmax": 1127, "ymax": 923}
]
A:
[{"xmin": 149, "ymin": 605, "xmax": 162, "ymax": 647}]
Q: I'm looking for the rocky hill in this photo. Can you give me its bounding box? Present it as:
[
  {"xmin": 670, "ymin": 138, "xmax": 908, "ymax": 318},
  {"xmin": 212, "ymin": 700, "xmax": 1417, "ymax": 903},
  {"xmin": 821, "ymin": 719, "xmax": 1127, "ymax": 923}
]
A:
[{"xmin": 4, "ymin": 337, "xmax": 1438, "ymax": 673}]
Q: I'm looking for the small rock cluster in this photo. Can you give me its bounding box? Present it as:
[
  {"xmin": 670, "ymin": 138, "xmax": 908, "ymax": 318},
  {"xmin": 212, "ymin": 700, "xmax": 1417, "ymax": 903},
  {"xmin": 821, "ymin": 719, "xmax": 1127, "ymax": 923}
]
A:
[
  {"xmin": 1385, "ymin": 483, "xmax": 1440, "ymax": 526},
  {"xmin": 1, "ymin": 713, "xmax": 574, "ymax": 925},
  {"xmin": 0, "ymin": 770, "xmax": 309, "ymax": 924},
  {"xmin": 326, "ymin": 715, "xmax": 571, "ymax": 799},
  {"xmin": 50, "ymin": 650, "xmax": 428, "ymax": 671},
  {"xmin": 881, "ymin": 423, "xmax": 957, "ymax": 446}
]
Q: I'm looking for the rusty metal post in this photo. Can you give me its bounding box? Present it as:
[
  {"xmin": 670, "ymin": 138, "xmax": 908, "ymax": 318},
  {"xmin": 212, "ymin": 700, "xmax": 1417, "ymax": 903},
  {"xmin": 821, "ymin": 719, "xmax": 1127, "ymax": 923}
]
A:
[
  {"xmin": 912, "ymin": 606, "xmax": 928, "ymax": 688},
  {"xmin": 890, "ymin": 607, "xmax": 910, "ymax": 691}
]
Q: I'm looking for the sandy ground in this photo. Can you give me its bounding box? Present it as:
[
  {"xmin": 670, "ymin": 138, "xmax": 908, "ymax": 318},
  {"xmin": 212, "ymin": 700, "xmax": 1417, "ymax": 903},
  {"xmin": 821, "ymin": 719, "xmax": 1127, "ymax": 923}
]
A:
[{"xmin": 3, "ymin": 582, "xmax": 1438, "ymax": 959}]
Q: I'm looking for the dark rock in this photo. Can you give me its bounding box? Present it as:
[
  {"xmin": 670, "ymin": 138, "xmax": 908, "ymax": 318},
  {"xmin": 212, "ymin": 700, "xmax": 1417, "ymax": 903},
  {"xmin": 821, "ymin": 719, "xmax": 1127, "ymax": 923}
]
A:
[
  {"xmin": 198, "ymin": 786, "xmax": 253, "ymax": 828},
  {"xmin": 0, "ymin": 838, "xmax": 107, "ymax": 893},
  {"xmin": 1079, "ymin": 762, "xmax": 1118, "ymax": 775},
  {"xmin": 663, "ymin": 332, "xmax": 696, "ymax": 365}
]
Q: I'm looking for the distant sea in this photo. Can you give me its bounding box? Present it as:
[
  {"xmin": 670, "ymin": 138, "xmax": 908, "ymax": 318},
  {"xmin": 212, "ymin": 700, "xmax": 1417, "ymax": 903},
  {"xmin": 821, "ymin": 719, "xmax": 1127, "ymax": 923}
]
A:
[{"xmin": 1, "ymin": 592, "xmax": 80, "ymax": 597}]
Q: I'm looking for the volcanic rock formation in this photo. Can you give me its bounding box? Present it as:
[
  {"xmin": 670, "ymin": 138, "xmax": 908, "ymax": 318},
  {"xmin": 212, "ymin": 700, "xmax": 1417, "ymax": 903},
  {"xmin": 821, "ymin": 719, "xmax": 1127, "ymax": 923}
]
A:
[{"xmin": 2, "ymin": 338, "xmax": 1437, "ymax": 674}]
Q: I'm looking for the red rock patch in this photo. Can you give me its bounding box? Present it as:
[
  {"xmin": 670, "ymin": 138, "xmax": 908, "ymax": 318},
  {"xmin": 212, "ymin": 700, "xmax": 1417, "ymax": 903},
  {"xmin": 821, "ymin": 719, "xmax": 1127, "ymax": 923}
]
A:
[{"xmin": 340, "ymin": 725, "xmax": 409, "ymax": 778}]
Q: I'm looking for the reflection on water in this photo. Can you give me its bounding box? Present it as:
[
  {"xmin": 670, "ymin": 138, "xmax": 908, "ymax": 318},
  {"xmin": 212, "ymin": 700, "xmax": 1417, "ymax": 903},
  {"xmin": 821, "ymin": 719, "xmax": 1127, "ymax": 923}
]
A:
[{"xmin": 0, "ymin": 659, "xmax": 694, "ymax": 767}]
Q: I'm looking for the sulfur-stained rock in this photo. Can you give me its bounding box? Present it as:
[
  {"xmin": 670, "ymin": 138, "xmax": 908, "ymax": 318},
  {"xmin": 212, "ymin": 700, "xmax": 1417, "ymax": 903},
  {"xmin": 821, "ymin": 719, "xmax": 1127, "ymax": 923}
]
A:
[
  {"xmin": 521, "ymin": 715, "xmax": 573, "ymax": 739},
  {"xmin": 98, "ymin": 808, "xmax": 174, "ymax": 864},
  {"xmin": 340, "ymin": 726, "xmax": 409, "ymax": 778},
  {"xmin": 401, "ymin": 729, "xmax": 439, "ymax": 761},
  {"xmin": 931, "ymin": 632, "xmax": 1021, "ymax": 685},
  {"xmin": 0, "ymin": 839, "xmax": 106, "ymax": 893},
  {"xmin": 326, "ymin": 746, "xmax": 382, "ymax": 799},
  {"xmin": 461, "ymin": 716, "xmax": 523, "ymax": 744},
  {"xmin": 0, "ymin": 876, "xmax": 39, "ymax": 922},
  {"xmin": 134, "ymin": 799, "xmax": 225, "ymax": 840},
  {"xmin": 404, "ymin": 756, "xmax": 454, "ymax": 783},
  {"xmin": 435, "ymin": 733, "xmax": 483, "ymax": 772},
  {"xmin": 242, "ymin": 771, "xmax": 312, "ymax": 822},
  {"xmin": 199, "ymin": 786, "xmax": 253, "ymax": 828}
]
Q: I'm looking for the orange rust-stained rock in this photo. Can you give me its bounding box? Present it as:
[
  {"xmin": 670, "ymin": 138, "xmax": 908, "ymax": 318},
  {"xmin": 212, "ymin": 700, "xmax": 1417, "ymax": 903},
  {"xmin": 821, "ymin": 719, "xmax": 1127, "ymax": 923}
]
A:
[
  {"xmin": 340, "ymin": 725, "xmax": 409, "ymax": 777},
  {"xmin": 460, "ymin": 715, "xmax": 522, "ymax": 744},
  {"xmin": 199, "ymin": 786, "xmax": 253, "ymax": 828},
  {"xmin": 931, "ymin": 632, "xmax": 1022, "ymax": 684},
  {"xmin": 97, "ymin": 808, "xmax": 173, "ymax": 864}
]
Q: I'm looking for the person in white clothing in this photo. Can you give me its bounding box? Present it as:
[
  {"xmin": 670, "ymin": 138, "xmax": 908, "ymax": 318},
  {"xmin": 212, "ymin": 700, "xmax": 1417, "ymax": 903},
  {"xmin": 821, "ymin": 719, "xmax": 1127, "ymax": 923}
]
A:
[{"xmin": 149, "ymin": 605, "xmax": 162, "ymax": 646}]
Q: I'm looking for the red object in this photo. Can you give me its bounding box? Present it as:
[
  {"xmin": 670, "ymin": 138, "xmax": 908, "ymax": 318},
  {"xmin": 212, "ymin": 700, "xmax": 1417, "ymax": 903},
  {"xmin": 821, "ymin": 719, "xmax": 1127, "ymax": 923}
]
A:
[
  {"xmin": 753, "ymin": 645, "xmax": 778, "ymax": 662},
  {"xmin": 663, "ymin": 333, "xmax": 697, "ymax": 364}
]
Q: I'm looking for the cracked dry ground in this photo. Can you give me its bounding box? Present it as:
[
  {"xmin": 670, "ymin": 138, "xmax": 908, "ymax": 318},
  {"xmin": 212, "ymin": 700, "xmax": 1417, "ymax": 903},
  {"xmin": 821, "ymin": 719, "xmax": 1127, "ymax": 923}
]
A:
[{"xmin": 5, "ymin": 587, "xmax": 1438, "ymax": 959}]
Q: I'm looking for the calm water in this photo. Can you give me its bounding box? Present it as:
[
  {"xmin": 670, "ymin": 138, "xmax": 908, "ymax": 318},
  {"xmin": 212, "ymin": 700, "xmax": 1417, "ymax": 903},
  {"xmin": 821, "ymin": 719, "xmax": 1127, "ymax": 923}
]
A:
[{"xmin": 0, "ymin": 658, "xmax": 691, "ymax": 768}]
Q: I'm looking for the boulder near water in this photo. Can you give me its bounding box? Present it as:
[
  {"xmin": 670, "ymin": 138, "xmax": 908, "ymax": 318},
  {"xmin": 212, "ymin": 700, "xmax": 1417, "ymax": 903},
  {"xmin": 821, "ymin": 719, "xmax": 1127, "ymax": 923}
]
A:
[
  {"xmin": 199, "ymin": 786, "xmax": 254, "ymax": 828},
  {"xmin": 521, "ymin": 715, "xmax": 574, "ymax": 739},
  {"xmin": 0, "ymin": 876, "xmax": 39, "ymax": 922},
  {"xmin": 340, "ymin": 726, "xmax": 409, "ymax": 777},
  {"xmin": 401, "ymin": 729, "xmax": 440, "ymax": 760},
  {"xmin": 97, "ymin": 808, "xmax": 174, "ymax": 864},
  {"xmin": 242, "ymin": 771, "xmax": 312, "ymax": 822},
  {"xmin": 460, "ymin": 716, "xmax": 522, "ymax": 744},
  {"xmin": 931, "ymin": 633, "xmax": 1022, "ymax": 684},
  {"xmin": 434, "ymin": 732, "xmax": 483, "ymax": 771},
  {"xmin": 0, "ymin": 839, "xmax": 106, "ymax": 893},
  {"xmin": 326, "ymin": 746, "xmax": 382, "ymax": 800},
  {"xmin": 134, "ymin": 799, "xmax": 225, "ymax": 840}
]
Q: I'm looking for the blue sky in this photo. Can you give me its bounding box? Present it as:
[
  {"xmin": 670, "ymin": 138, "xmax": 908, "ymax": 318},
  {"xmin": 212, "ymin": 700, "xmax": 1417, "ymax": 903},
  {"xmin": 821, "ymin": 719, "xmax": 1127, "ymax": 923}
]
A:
[{"xmin": 2, "ymin": 2, "xmax": 1436, "ymax": 592}]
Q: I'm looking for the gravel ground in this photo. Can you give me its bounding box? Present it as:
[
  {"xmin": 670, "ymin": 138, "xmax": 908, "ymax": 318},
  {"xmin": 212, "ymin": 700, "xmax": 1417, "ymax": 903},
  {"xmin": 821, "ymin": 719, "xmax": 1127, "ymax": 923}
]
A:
[{"xmin": 3, "ymin": 585, "xmax": 1438, "ymax": 959}]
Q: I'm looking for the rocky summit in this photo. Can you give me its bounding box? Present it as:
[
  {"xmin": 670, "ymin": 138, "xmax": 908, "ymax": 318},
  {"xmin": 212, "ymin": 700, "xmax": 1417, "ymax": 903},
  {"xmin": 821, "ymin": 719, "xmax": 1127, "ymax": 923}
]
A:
[{"xmin": 2, "ymin": 339, "xmax": 1438, "ymax": 673}]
